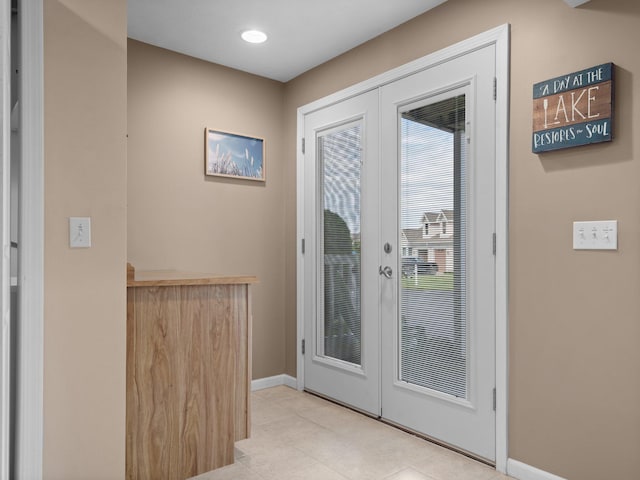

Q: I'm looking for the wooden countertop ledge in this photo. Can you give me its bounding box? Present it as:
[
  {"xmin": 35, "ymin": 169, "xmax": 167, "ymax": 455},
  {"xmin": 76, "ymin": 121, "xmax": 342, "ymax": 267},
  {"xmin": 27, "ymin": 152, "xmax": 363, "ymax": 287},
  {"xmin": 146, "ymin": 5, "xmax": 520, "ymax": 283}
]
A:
[{"xmin": 127, "ymin": 265, "xmax": 258, "ymax": 287}]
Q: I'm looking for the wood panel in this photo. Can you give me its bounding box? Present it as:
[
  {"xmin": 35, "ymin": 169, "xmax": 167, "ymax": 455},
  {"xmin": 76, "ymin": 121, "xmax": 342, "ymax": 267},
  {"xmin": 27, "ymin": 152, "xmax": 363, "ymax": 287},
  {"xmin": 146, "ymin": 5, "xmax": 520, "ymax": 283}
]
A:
[
  {"xmin": 126, "ymin": 282, "xmax": 251, "ymax": 480},
  {"xmin": 532, "ymin": 80, "xmax": 612, "ymax": 131},
  {"xmin": 127, "ymin": 286, "xmax": 182, "ymax": 479},
  {"xmin": 232, "ymin": 285, "xmax": 250, "ymax": 440},
  {"xmin": 178, "ymin": 285, "xmax": 236, "ymax": 475},
  {"xmin": 128, "ymin": 270, "xmax": 258, "ymax": 287}
]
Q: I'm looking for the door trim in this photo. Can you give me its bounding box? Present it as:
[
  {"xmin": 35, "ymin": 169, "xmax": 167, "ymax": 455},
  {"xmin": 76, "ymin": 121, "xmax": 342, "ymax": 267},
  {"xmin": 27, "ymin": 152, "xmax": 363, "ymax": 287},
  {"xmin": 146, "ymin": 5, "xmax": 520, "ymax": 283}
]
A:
[
  {"xmin": 1, "ymin": 0, "xmax": 11, "ymax": 476},
  {"xmin": 15, "ymin": 1, "xmax": 45, "ymax": 478},
  {"xmin": 297, "ymin": 23, "xmax": 509, "ymax": 472}
]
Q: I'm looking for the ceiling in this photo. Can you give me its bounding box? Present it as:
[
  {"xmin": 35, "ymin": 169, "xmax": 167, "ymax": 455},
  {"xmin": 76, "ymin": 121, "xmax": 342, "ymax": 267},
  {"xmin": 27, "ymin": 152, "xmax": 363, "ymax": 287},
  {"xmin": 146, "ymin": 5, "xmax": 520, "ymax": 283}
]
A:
[
  {"xmin": 127, "ymin": 0, "xmax": 590, "ymax": 82},
  {"xmin": 127, "ymin": 0, "xmax": 448, "ymax": 82}
]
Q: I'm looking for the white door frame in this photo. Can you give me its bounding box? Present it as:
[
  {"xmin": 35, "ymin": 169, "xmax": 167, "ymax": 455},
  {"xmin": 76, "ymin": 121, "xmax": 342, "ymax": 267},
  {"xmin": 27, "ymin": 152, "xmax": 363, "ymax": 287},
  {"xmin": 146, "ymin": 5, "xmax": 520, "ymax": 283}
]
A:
[
  {"xmin": 15, "ymin": 0, "xmax": 45, "ymax": 478},
  {"xmin": 296, "ymin": 24, "xmax": 510, "ymax": 472},
  {"xmin": 0, "ymin": 0, "xmax": 11, "ymax": 476}
]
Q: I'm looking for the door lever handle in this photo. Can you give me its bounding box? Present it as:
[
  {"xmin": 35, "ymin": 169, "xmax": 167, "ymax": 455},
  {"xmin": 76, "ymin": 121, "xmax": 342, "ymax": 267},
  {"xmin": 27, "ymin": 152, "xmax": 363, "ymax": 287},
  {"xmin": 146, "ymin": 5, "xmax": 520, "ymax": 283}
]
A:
[{"xmin": 379, "ymin": 266, "xmax": 393, "ymax": 279}]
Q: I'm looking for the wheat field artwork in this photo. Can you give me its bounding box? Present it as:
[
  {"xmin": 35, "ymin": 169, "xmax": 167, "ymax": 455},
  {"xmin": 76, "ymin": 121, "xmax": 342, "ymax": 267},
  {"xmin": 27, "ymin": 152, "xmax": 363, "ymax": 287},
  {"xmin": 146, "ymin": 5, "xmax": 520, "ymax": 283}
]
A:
[{"xmin": 205, "ymin": 128, "xmax": 265, "ymax": 181}]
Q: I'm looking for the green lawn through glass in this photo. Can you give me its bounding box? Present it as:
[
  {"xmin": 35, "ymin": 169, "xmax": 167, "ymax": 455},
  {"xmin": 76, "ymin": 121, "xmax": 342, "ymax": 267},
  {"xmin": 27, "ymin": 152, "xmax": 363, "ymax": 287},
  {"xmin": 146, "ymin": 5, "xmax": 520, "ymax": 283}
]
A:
[{"xmin": 401, "ymin": 273, "xmax": 453, "ymax": 291}]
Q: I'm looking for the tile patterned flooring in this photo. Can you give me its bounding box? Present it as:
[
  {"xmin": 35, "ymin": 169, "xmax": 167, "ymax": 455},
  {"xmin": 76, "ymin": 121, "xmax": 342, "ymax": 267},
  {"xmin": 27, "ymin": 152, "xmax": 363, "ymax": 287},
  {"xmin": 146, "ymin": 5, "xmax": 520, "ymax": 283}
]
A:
[{"xmin": 193, "ymin": 386, "xmax": 513, "ymax": 480}]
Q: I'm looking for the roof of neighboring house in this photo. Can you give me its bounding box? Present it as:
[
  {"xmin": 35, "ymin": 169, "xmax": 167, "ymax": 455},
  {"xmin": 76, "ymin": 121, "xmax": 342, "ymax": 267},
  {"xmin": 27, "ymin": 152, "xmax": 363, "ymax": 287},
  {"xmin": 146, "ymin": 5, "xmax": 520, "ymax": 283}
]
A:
[
  {"xmin": 439, "ymin": 209, "xmax": 454, "ymax": 222},
  {"xmin": 401, "ymin": 228, "xmax": 452, "ymax": 248},
  {"xmin": 402, "ymin": 228, "xmax": 425, "ymax": 246},
  {"xmin": 421, "ymin": 212, "xmax": 440, "ymax": 223},
  {"xmin": 422, "ymin": 209, "xmax": 454, "ymax": 224}
]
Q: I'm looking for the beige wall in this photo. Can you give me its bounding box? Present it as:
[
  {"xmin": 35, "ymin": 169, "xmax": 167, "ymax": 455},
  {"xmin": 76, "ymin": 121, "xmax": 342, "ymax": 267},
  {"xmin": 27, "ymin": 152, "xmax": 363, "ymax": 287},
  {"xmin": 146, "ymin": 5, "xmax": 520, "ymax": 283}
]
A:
[
  {"xmin": 43, "ymin": 0, "xmax": 128, "ymax": 478},
  {"xmin": 127, "ymin": 40, "xmax": 286, "ymax": 380},
  {"xmin": 283, "ymin": 0, "xmax": 640, "ymax": 478},
  {"xmin": 44, "ymin": 0, "xmax": 639, "ymax": 478}
]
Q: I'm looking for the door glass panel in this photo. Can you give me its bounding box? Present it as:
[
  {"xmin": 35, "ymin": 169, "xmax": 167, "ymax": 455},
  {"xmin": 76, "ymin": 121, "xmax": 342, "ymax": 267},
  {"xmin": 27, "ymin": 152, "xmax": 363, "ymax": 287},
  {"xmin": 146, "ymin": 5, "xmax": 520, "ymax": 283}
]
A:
[
  {"xmin": 318, "ymin": 122, "xmax": 362, "ymax": 366},
  {"xmin": 399, "ymin": 95, "xmax": 467, "ymax": 398}
]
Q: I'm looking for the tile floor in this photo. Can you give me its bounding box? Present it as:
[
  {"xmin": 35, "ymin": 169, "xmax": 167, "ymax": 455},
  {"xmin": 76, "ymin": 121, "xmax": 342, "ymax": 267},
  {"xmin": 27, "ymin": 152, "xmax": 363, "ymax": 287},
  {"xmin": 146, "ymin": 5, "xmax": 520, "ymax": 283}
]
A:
[{"xmin": 192, "ymin": 386, "xmax": 513, "ymax": 480}]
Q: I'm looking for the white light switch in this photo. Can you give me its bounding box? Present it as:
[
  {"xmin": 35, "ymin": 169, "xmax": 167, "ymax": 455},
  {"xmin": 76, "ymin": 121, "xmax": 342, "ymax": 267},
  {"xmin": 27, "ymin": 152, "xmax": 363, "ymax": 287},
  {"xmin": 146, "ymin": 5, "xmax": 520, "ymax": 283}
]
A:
[
  {"xmin": 69, "ymin": 217, "xmax": 92, "ymax": 248},
  {"xmin": 573, "ymin": 220, "xmax": 617, "ymax": 250}
]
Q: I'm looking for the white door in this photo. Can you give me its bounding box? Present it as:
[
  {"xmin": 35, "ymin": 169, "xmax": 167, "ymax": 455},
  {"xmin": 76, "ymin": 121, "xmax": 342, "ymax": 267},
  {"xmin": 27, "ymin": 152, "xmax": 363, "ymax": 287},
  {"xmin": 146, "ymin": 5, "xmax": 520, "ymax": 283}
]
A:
[
  {"xmin": 302, "ymin": 90, "xmax": 380, "ymax": 415},
  {"xmin": 380, "ymin": 44, "xmax": 496, "ymax": 461},
  {"xmin": 302, "ymin": 43, "xmax": 497, "ymax": 461}
]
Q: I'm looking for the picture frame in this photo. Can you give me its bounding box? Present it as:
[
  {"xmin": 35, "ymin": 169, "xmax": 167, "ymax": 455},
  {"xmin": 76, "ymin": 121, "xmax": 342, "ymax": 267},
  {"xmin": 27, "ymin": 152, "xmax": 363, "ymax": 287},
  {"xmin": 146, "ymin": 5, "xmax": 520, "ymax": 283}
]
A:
[{"xmin": 205, "ymin": 128, "xmax": 265, "ymax": 181}]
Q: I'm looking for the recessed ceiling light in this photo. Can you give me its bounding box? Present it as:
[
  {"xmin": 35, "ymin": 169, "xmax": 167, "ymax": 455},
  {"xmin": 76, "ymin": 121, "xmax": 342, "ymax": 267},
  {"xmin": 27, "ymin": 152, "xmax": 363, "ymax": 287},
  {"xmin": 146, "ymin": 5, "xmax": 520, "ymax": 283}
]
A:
[{"xmin": 241, "ymin": 30, "xmax": 268, "ymax": 44}]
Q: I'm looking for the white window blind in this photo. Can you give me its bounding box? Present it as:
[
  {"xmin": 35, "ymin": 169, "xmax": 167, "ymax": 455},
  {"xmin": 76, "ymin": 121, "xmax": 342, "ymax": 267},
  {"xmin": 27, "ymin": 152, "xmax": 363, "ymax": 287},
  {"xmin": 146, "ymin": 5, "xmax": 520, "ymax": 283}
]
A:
[
  {"xmin": 399, "ymin": 95, "xmax": 467, "ymax": 398},
  {"xmin": 318, "ymin": 122, "xmax": 362, "ymax": 366}
]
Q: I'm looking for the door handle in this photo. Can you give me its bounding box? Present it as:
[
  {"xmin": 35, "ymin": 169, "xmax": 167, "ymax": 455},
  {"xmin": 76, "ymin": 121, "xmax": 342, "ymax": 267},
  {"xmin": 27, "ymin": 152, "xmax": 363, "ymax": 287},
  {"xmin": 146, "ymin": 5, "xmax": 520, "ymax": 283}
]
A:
[{"xmin": 379, "ymin": 266, "xmax": 393, "ymax": 279}]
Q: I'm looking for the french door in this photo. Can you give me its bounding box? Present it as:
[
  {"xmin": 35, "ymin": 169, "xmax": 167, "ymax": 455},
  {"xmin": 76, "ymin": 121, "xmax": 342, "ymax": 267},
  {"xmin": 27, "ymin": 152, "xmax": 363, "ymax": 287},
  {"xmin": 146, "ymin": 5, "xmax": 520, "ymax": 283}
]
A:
[
  {"xmin": 302, "ymin": 90, "xmax": 380, "ymax": 416},
  {"xmin": 302, "ymin": 42, "xmax": 497, "ymax": 461},
  {"xmin": 379, "ymin": 45, "xmax": 496, "ymax": 461}
]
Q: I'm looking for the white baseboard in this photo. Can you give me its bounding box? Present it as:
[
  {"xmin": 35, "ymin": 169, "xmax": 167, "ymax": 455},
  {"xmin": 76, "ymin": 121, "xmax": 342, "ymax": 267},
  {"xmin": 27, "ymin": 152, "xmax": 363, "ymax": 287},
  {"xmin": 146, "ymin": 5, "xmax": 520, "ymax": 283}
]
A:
[
  {"xmin": 282, "ymin": 374, "xmax": 298, "ymax": 389},
  {"xmin": 507, "ymin": 459, "xmax": 567, "ymax": 480},
  {"xmin": 251, "ymin": 374, "xmax": 297, "ymax": 391}
]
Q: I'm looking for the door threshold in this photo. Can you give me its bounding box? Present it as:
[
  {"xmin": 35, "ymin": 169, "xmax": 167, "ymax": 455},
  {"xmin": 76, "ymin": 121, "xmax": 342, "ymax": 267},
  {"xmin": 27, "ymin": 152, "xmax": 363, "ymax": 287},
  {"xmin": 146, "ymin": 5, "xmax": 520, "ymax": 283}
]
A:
[
  {"xmin": 304, "ymin": 389, "xmax": 495, "ymax": 468},
  {"xmin": 303, "ymin": 388, "xmax": 379, "ymax": 419},
  {"xmin": 379, "ymin": 417, "xmax": 495, "ymax": 468}
]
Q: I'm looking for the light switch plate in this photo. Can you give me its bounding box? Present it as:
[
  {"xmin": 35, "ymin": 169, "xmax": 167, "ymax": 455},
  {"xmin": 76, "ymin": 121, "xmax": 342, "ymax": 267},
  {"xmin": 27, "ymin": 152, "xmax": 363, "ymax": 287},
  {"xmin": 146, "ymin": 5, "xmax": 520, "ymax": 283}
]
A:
[
  {"xmin": 69, "ymin": 217, "xmax": 92, "ymax": 248},
  {"xmin": 573, "ymin": 220, "xmax": 617, "ymax": 250}
]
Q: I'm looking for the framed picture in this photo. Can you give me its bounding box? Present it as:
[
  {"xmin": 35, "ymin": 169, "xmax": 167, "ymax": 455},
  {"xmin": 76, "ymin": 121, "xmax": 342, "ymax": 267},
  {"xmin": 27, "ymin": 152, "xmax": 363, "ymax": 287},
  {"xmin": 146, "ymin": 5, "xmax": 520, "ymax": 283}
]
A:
[{"xmin": 205, "ymin": 128, "xmax": 265, "ymax": 181}]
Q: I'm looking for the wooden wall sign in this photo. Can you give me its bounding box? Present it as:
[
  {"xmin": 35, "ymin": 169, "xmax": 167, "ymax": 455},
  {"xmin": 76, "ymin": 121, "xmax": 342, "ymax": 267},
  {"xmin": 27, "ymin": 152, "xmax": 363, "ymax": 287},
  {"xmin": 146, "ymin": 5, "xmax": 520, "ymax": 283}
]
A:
[{"xmin": 532, "ymin": 63, "xmax": 614, "ymax": 153}]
